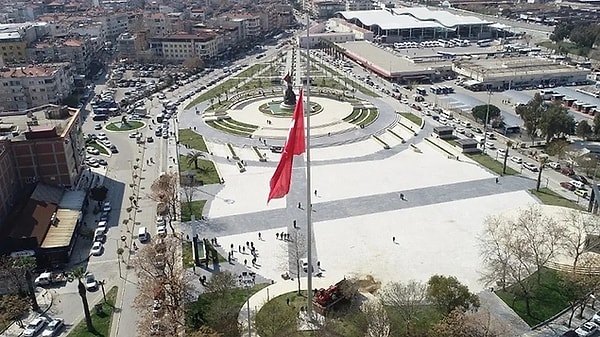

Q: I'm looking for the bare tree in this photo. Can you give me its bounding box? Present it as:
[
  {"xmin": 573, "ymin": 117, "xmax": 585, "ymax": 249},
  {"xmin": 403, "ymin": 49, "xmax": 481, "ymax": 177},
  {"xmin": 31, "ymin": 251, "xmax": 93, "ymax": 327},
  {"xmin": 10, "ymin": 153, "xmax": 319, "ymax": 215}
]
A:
[
  {"xmin": 479, "ymin": 205, "xmax": 565, "ymax": 316},
  {"xmin": 287, "ymin": 228, "xmax": 308, "ymax": 294},
  {"xmin": 380, "ymin": 280, "xmax": 427, "ymax": 331},
  {"xmin": 361, "ymin": 299, "xmax": 390, "ymax": 337},
  {"xmin": 562, "ymin": 210, "xmax": 600, "ymax": 269},
  {"xmin": 431, "ymin": 308, "xmax": 507, "ymax": 337},
  {"xmin": 149, "ymin": 172, "xmax": 179, "ymax": 220},
  {"xmin": 132, "ymin": 237, "xmax": 194, "ymax": 336},
  {"xmin": 181, "ymin": 182, "xmax": 199, "ymax": 220}
]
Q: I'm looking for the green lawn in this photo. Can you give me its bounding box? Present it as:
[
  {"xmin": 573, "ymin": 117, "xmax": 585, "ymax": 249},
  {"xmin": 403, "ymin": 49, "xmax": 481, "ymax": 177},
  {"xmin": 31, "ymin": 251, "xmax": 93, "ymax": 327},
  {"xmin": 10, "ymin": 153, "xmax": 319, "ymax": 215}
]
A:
[
  {"xmin": 537, "ymin": 40, "xmax": 589, "ymax": 57},
  {"xmin": 400, "ymin": 112, "xmax": 422, "ymax": 126},
  {"xmin": 496, "ymin": 268, "xmax": 573, "ymax": 326},
  {"xmin": 531, "ymin": 188, "xmax": 582, "ymax": 210},
  {"xmin": 185, "ymin": 79, "xmax": 239, "ymax": 109},
  {"xmin": 181, "ymin": 200, "xmax": 207, "ymax": 222},
  {"xmin": 178, "ymin": 129, "xmax": 208, "ymax": 152},
  {"xmin": 105, "ymin": 121, "xmax": 143, "ymax": 132},
  {"xmin": 179, "ymin": 155, "xmax": 220, "ymax": 185},
  {"xmin": 67, "ymin": 286, "xmax": 118, "ymax": 337},
  {"xmin": 467, "ymin": 154, "xmax": 518, "ymax": 176},
  {"xmin": 87, "ymin": 141, "xmax": 109, "ymax": 155},
  {"xmin": 182, "ymin": 241, "xmax": 195, "ymax": 268},
  {"xmin": 236, "ymin": 64, "xmax": 267, "ymax": 78}
]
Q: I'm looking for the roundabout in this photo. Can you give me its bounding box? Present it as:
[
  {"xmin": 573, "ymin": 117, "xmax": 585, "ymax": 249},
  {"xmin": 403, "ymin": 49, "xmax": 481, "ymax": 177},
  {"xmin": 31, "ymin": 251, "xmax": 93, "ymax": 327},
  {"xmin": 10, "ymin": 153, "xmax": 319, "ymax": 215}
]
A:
[
  {"xmin": 202, "ymin": 90, "xmax": 380, "ymax": 140},
  {"xmin": 105, "ymin": 119, "xmax": 145, "ymax": 132}
]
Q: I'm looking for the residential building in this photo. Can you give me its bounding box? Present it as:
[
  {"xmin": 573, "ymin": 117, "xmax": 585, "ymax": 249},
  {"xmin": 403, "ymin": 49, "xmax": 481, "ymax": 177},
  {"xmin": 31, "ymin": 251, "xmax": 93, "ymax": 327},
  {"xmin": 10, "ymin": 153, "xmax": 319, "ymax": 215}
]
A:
[
  {"xmin": 345, "ymin": 0, "xmax": 374, "ymax": 11},
  {"xmin": 27, "ymin": 35, "xmax": 93, "ymax": 76},
  {"xmin": 116, "ymin": 31, "xmax": 149, "ymax": 61},
  {"xmin": 1, "ymin": 104, "xmax": 85, "ymax": 187},
  {"xmin": 0, "ymin": 138, "xmax": 18, "ymax": 227},
  {"xmin": 150, "ymin": 31, "xmax": 219, "ymax": 62},
  {"xmin": 0, "ymin": 63, "xmax": 73, "ymax": 111}
]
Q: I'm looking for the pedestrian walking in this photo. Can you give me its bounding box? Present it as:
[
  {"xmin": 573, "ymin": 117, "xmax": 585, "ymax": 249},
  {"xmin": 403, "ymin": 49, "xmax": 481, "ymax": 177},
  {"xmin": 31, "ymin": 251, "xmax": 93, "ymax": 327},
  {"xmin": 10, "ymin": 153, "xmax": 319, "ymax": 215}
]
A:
[
  {"xmin": 242, "ymin": 246, "xmax": 246, "ymax": 253},
  {"xmin": 286, "ymin": 298, "xmax": 290, "ymax": 306},
  {"xmin": 276, "ymin": 233, "xmax": 279, "ymax": 240},
  {"xmin": 314, "ymin": 189, "xmax": 317, "ymax": 196},
  {"xmin": 400, "ymin": 193, "xmax": 404, "ymax": 200},
  {"xmin": 495, "ymin": 177, "xmax": 499, "ymax": 184},
  {"xmin": 298, "ymin": 202, "xmax": 302, "ymax": 209},
  {"xmin": 238, "ymin": 245, "xmax": 241, "ymax": 253},
  {"xmin": 244, "ymin": 259, "xmax": 247, "ymax": 266},
  {"xmin": 258, "ymin": 232, "xmax": 262, "ymax": 240},
  {"xmin": 393, "ymin": 236, "xmax": 396, "ymax": 243},
  {"xmin": 293, "ymin": 220, "xmax": 297, "ymax": 228}
]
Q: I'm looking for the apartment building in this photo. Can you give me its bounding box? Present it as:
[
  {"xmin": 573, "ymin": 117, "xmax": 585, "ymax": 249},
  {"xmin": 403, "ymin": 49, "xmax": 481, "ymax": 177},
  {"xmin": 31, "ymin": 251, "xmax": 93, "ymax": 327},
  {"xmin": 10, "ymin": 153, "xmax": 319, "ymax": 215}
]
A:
[
  {"xmin": 0, "ymin": 138, "xmax": 18, "ymax": 226},
  {"xmin": 0, "ymin": 23, "xmax": 46, "ymax": 64},
  {"xmin": 345, "ymin": 0, "xmax": 374, "ymax": 11},
  {"xmin": 150, "ymin": 31, "xmax": 219, "ymax": 62},
  {"xmin": 27, "ymin": 35, "xmax": 93, "ymax": 76},
  {"xmin": 1, "ymin": 105, "xmax": 84, "ymax": 187},
  {"xmin": 0, "ymin": 63, "xmax": 73, "ymax": 111}
]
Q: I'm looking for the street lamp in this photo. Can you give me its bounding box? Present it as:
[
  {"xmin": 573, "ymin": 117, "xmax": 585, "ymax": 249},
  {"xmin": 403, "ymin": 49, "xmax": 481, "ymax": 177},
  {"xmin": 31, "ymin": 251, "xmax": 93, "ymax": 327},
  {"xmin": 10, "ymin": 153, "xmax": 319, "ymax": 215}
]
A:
[
  {"xmin": 239, "ymin": 272, "xmax": 256, "ymax": 337},
  {"xmin": 98, "ymin": 280, "xmax": 107, "ymax": 302},
  {"xmin": 482, "ymin": 86, "xmax": 492, "ymax": 153}
]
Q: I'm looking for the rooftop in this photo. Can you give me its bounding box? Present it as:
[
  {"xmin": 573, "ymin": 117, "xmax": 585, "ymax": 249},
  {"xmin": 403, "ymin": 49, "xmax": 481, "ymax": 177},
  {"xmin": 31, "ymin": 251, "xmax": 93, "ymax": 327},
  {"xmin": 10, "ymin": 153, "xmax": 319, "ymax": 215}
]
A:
[
  {"xmin": 338, "ymin": 10, "xmax": 442, "ymax": 30},
  {"xmin": 0, "ymin": 64, "xmax": 68, "ymax": 79},
  {"xmin": 454, "ymin": 56, "xmax": 591, "ymax": 78},
  {"xmin": 392, "ymin": 7, "xmax": 491, "ymax": 28},
  {"xmin": 0, "ymin": 105, "xmax": 80, "ymax": 141}
]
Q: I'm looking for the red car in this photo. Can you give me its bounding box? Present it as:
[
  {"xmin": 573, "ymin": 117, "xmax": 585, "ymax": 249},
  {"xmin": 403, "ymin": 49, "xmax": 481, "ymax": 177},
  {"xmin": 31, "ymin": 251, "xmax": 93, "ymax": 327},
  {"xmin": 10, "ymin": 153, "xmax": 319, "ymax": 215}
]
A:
[
  {"xmin": 560, "ymin": 181, "xmax": 576, "ymax": 191},
  {"xmin": 561, "ymin": 167, "xmax": 575, "ymax": 176}
]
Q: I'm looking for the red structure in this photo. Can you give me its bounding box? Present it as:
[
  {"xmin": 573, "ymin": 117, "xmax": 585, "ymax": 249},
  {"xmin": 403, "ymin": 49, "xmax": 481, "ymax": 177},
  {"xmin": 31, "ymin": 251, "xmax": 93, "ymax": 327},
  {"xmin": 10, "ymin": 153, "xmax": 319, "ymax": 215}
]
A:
[{"xmin": 312, "ymin": 279, "xmax": 351, "ymax": 315}]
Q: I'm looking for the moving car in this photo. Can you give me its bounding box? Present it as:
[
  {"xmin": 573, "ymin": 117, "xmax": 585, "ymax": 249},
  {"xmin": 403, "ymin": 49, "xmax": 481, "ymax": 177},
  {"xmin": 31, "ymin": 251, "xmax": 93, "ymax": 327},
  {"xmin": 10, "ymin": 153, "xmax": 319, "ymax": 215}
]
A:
[
  {"xmin": 42, "ymin": 318, "xmax": 64, "ymax": 337},
  {"xmin": 560, "ymin": 182, "xmax": 576, "ymax": 191},
  {"xmin": 510, "ymin": 156, "xmax": 522, "ymax": 164},
  {"xmin": 23, "ymin": 317, "xmax": 47, "ymax": 337},
  {"xmin": 497, "ymin": 149, "xmax": 506, "ymax": 157},
  {"xmin": 548, "ymin": 161, "xmax": 561, "ymax": 170},
  {"xmin": 94, "ymin": 123, "xmax": 102, "ymax": 130}
]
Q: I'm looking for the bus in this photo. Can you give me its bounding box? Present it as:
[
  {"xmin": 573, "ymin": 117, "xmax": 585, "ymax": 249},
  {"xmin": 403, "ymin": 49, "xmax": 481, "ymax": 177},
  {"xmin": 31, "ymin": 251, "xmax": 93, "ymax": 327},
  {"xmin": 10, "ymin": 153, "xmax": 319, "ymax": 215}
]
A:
[
  {"xmin": 416, "ymin": 87, "xmax": 427, "ymax": 96},
  {"xmin": 477, "ymin": 39, "xmax": 493, "ymax": 47}
]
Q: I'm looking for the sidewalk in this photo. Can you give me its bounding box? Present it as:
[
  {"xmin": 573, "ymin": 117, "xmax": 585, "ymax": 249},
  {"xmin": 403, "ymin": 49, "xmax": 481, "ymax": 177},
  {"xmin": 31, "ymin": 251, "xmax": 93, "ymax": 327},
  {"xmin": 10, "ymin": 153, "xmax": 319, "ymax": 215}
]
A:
[{"xmin": 1, "ymin": 288, "xmax": 53, "ymax": 337}]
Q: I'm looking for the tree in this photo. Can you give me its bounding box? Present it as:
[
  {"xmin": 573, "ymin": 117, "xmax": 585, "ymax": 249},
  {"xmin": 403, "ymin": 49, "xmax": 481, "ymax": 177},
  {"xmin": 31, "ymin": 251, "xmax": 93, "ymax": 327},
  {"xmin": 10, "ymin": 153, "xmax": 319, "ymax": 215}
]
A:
[
  {"xmin": 538, "ymin": 101, "xmax": 575, "ymax": 143},
  {"xmin": 545, "ymin": 139, "xmax": 572, "ymax": 160},
  {"xmin": 380, "ymin": 280, "xmax": 427, "ymax": 335},
  {"xmin": 575, "ymin": 153, "xmax": 598, "ymax": 178},
  {"xmin": 183, "ymin": 57, "xmax": 204, "ymax": 71},
  {"xmin": 69, "ymin": 267, "xmax": 93, "ymax": 331},
  {"xmin": 550, "ymin": 22, "xmax": 574, "ymax": 42},
  {"xmin": 561, "ymin": 209, "xmax": 600, "ymax": 269},
  {"xmin": 431, "ymin": 308, "xmax": 506, "ymax": 337},
  {"xmin": 199, "ymin": 271, "xmax": 242, "ymax": 337},
  {"xmin": 287, "ymin": 227, "xmax": 308, "ymax": 295},
  {"xmin": 149, "ymin": 172, "xmax": 179, "ymax": 220},
  {"xmin": 471, "ymin": 105, "xmax": 500, "ymax": 124},
  {"xmin": 132, "ymin": 237, "xmax": 194, "ymax": 336},
  {"xmin": 254, "ymin": 298, "xmax": 298, "ymax": 337},
  {"xmin": 576, "ymin": 120, "xmax": 593, "ymax": 140},
  {"xmin": 0, "ymin": 294, "xmax": 30, "ymax": 328},
  {"xmin": 479, "ymin": 205, "xmax": 564, "ymax": 315},
  {"xmin": 502, "ymin": 140, "xmax": 512, "ymax": 175},
  {"xmin": 186, "ymin": 151, "xmax": 205, "ymax": 170},
  {"xmin": 182, "ymin": 183, "xmax": 199, "ymax": 220},
  {"xmin": 594, "ymin": 113, "xmax": 600, "ymax": 137},
  {"xmin": 426, "ymin": 275, "xmax": 480, "ymax": 316},
  {"xmin": 0, "ymin": 256, "xmax": 38, "ymax": 312},
  {"xmin": 361, "ymin": 300, "xmax": 390, "ymax": 337},
  {"xmin": 515, "ymin": 93, "xmax": 544, "ymax": 143}
]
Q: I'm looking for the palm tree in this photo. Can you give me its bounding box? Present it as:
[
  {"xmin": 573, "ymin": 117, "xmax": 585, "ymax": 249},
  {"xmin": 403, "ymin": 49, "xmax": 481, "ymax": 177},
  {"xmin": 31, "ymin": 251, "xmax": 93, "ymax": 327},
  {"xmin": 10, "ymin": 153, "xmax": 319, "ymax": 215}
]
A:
[
  {"xmin": 502, "ymin": 140, "xmax": 513, "ymax": 175},
  {"xmin": 186, "ymin": 151, "xmax": 205, "ymax": 170},
  {"xmin": 537, "ymin": 157, "xmax": 548, "ymax": 191},
  {"xmin": 69, "ymin": 267, "xmax": 93, "ymax": 331}
]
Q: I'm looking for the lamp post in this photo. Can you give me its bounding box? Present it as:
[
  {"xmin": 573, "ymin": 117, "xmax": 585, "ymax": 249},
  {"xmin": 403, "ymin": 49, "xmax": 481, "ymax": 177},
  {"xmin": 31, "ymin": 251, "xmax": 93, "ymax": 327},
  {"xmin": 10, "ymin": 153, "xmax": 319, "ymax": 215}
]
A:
[
  {"xmin": 98, "ymin": 280, "xmax": 107, "ymax": 302},
  {"xmin": 239, "ymin": 272, "xmax": 256, "ymax": 337}
]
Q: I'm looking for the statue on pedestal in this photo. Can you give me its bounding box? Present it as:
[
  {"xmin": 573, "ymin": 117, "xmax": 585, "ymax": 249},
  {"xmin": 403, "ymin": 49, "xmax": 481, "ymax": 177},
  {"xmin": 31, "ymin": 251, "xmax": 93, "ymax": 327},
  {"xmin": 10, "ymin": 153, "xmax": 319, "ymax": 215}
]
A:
[{"xmin": 283, "ymin": 73, "xmax": 296, "ymax": 106}]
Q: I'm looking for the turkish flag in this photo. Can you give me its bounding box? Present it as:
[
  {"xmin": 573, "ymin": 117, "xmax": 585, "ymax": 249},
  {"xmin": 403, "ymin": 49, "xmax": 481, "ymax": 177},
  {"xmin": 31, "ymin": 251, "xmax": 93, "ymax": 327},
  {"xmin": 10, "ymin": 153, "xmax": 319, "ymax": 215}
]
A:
[
  {"xmin": 283, "ymin": 72, "xmax": 291, "ymax": 83},
  {"xmin": 268, "ymin": 90, "xmax": 305, "ymax": 203}
]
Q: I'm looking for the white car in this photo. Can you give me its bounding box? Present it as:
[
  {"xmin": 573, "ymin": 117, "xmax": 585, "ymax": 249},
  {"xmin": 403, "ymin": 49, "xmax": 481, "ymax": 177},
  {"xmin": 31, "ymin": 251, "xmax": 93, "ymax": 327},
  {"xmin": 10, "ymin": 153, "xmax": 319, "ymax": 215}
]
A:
[
  {"xmin": 102, "ymin": 201, "xmax": 111, "ymax": 212},
  {"xmin": 523, "ymin": 162, "xmax": 539, "ymax": 172},
  {"xmin": 42, "ymin": 318, "xmax": 64, "ymax": 337},
  {"xmin": 129, "ymin": 132, "xmax": 138, "ymax": 139},
  {"xmin": 85, "ymin": 273, "xmax": 98, "ymax": 291},
  {"xmin": 455, "ymin": 127, "xmax": 465, "ymax": 134},
  {"xmin": 548, "ymin": 161, "xmax": 561, "ymax": 170},
  {"xmin": 485, "ymin": 142, "xmax": 496, "ymax": 150},
  {"xmin": 575, "ymin": 322, "xmax": 598, "ymax": 337},
  {"xmin": 86, "ymin": 147, "xmax": 100, "ymax": 155},
  {"xmin": 157, "ymin": 225, "xmax": 167, "ymax": 237},
  {"xmin": 23, "ymin": 317, "xmax": 47, "ymax": 337},
  {"xmin": 97, "ymin": 220, "xmax": 107, "ymax": 233},
  {"xmin": 510, "ymin": 156, "xmax": 522, "ymax": 164},
  {"xmin": 91, "ymin": 242, "xmax": 103, "ymax": 256},
  {"xmin": 97, "ymin": 133, "xmax": 107, "ymax": 140},
  {"xmin": 497, "ymin": 148, "xmax": 506, "ymax": 157}
]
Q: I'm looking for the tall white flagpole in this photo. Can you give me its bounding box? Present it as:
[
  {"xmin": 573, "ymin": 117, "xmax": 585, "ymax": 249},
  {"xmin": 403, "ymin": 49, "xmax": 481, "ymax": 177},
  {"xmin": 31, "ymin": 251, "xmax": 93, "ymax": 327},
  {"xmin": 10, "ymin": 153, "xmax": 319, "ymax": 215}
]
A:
[{"xmin": 304, "ymin": 9, "xmax": 314, "ymax": 321}]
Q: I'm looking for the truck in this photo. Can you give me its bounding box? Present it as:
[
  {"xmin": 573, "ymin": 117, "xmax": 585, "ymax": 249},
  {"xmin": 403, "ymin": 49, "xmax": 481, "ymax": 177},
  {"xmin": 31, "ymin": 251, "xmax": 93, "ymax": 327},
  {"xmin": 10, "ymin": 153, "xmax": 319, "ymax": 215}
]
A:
[{"xmin": 34, "ymin": 272, "xmax": 68, "ymax": 286}]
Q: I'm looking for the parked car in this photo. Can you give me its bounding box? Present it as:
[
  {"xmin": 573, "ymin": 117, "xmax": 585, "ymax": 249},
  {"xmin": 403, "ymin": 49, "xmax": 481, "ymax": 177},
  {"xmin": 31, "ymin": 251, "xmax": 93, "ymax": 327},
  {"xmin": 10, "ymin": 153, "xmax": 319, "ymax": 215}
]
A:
[
  {"xmin": 157, "ymin": 225, "xmax": 167, "ymax": 237},
  {"xmin": 85, "ymin": 273, "xmax": 98, "ymax": 291},
  {"xmin": 42, "ymin": 318, "xmax": 64, "ymax": 337},
  {"xmin": 560, "ymin": 182, "xmax": 576, "ymax": 191},
  {"xmin": 575, "ymin": 322, "xmax": 598, "ymax": 337},
  {"xmin": 575, "ymin": 189, "xmax": 589, "ymax": 199},
  {"xmin": 23, "ymin": 317, "xmax": 47, "ymax": 337},
  {"xmin": 86, "ymin": 147, "xmax": 100, "ymax": 155},
  {"xmin": 592, "ymin": 310, "xmax": 600, "ymax": 324},
  {"xmin": 573, "ymin": 175, "xmax": 589, "ymax": 185},
  {"xmin": 485, "ymin": 142, "xmax": 496, "ymax": 150},
  {"xmin": 561, "ymin": 167, "xmax": 575, "ymax": 176},
  {"xmin": 497, "ymin": 149, "xmax": 506, "ymax": 157},
  {"xmin": 510, "ymin": 156, "xmax": 522, "ymax": 164},
  {"xmin": 91, "ymin": 241, "xmax": 104, "ymax": 256},
  {"xmin": 523, "ymin": 162, "xmax": 539, "ymax": 172},
  {"xmin": 548, "ymin": 161, "xmax": 561, "ymax": 170}
]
